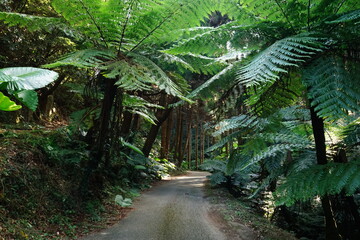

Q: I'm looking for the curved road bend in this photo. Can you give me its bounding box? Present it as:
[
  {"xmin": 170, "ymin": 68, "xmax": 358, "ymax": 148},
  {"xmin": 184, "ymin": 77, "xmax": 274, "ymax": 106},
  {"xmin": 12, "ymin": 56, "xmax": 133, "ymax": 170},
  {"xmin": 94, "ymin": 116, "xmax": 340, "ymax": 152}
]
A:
[{"xmin": 82, "ymin": 171, "xmax": 227, "ymax": 240}]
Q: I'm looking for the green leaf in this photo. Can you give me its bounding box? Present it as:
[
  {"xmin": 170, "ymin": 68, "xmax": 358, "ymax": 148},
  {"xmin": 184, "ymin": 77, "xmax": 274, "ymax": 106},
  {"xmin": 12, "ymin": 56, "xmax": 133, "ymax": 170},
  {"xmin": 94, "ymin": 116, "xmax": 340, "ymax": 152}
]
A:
[
  {"xmin": 13, "ymin": 90, "xmax": 38, "ymax": 111},
  {"xmin": 120, "ymin": 138, "xmax": 144, "ymax": 155},
  {"xmin": 0, "ymin": 67, "xmax": 59, "ymax": 90},
  {"xmin": 0, "ymin": 92, "xmax": 22, "ymax": 111},
  {"xmin": 114, "ymin": 195, "xmax": 133, "ymax": 207}
]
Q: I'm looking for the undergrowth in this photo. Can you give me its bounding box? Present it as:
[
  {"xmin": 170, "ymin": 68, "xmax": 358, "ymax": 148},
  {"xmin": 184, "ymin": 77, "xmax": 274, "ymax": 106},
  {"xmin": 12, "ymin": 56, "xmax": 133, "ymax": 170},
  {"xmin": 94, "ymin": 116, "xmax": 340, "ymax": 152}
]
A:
[{"xmin": 0, "ymin": 125, "xmax": 174, "ymax": 239}]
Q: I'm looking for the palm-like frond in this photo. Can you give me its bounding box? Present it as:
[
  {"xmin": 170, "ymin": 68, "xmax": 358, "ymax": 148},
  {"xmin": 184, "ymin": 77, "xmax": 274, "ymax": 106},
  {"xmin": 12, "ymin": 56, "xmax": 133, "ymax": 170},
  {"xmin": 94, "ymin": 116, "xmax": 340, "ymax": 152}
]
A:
[
  {"xmin": 245, "ymin": 75, "xmax": 304, "ymax": 116},
  {"xmin": 303, "ymin": 56, "xmax": 360, "ymax": 121},
  {"xmin": 341, "ymin": 119, "xmax": 360, "ymax": 147},
  {"xmin": 236, "ymin": 33, "xmax": 323, "ymax": 86},
  {"xmin": 42, "ymin": 49, "xmax": 116, "ymax": 68},
  {"xmin": 327, "ymin": 9, "xmax": 360, "ymax": 23},
  {"xmin": 276, "ymin": 159, "xmax": 360, "ymax": 206},
  {"xmin": 123, "ymin": 94, "xmax": 161, "ymax": 124},
  {"xmin": 0, "ymin": 12, "xmax": 65, "ymax": 32}
]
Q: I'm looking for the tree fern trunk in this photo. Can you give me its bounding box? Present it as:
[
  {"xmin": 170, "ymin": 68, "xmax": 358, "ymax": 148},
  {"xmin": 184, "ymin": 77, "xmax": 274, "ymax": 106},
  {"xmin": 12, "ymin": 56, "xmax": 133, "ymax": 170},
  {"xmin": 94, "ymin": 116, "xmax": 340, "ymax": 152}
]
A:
[
  {"xmin": 310, "ymin": 105, "xmax": 342, "ymax": 240},
  {"xmin": 80, "ymin": 78, "xmax": 117, "ymax": 197}
]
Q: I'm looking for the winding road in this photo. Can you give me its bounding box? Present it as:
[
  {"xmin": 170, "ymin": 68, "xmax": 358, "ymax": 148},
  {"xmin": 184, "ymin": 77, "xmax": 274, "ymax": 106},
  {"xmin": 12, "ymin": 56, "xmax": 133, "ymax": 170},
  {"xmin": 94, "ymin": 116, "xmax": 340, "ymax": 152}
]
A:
[{"xmin": 82, "ymin": 171, "xmax": 227, "ymax": 240}]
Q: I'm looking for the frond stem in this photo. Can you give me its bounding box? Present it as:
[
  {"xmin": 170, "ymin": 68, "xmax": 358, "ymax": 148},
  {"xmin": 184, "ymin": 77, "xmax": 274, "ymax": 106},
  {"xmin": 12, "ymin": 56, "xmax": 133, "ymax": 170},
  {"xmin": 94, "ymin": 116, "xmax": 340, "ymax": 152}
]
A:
[
  {"xmin": 78, "ymin": 0, "xmax": 109, "ymax": 48},
  {"xmin": 307, "ymin": 0, "xmax": 311, "ymax": 31},
  {"xmin": 273, "ymin": 0, "xmax": 297, "ymax": 34},
  {"xmin": 130, "ymin": 7, "xmax": 180, "ymax": 52},
  {"xmin": 118, "ymin": 0, "xmax": 136, "ymax": 54},
  {"xmin": 335, "ymin": 0, "xmax": 347, "ymax": 14}
]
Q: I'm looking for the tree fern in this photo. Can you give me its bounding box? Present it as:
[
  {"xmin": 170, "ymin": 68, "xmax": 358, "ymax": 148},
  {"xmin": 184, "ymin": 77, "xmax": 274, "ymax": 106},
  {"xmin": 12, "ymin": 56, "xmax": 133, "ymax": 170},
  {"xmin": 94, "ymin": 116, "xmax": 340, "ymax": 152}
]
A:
[
  {"xmin": 303, "ymin": 56, "xmax": 360, "ymax": 121},
  {"xmin": 275, "ymin": 159, "xmax": 360, "ymax": 206},
  {"xmin": 327, "ymin": 9, "xmax": 360, "ymax": 23},
  {"xmin": 236, "ymin": 33, "xmax": 323, "ymax": 86},
  {"xmin": 42, "ymin": 49, "xmax": 116, "ymax": 68},
  {"xmin": 341, "ymin": 119, "xmax": 360, "ymax": 147}
]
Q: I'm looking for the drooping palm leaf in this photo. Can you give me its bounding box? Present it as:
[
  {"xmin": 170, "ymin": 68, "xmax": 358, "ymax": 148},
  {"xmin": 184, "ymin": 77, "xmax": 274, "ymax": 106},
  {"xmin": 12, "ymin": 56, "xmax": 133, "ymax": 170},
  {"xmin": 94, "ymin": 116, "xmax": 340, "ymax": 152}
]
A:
[
  {"xmin": 236, "ymin": 33, "xmax": 323, "ymax": 86},
  {"xmin": 303, "ymin": 56, "xmax": 360, "ymax": 121}
]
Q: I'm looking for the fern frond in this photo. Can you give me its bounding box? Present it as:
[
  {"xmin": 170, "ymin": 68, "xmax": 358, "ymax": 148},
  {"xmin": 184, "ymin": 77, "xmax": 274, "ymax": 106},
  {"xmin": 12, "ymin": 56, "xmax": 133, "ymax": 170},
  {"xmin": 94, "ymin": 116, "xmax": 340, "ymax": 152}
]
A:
[
  {"xmin": 42, "ymin": 49, "xmax": 116, "ymax": 68},
  {"xmin": 164, "ymin": 22, "xmax": 244, "ymax": 56},
  {"xmin": 205, "ymin": 131, "xmax": 242, "ymax": 153},
  {"xmin": 200, "ymin": 159, "xmax": 226, "ymax": 172},
  {"xmin": 341, "ymin": 119, "xmax": 360, "ymax": 147},
  {"xmin": 237, "ymin": 33, "xmax": 323, "ymax": 87},
  {"xmin": 327, "ymin": 9, "xmax": 360, "ymax": 23},
  {"xmin": 128, "ymin": 53, "xmax": 188, "ymax": 100},
  {"xmin": 187, "ymin": 64, "xmax": 236, "ymax": 99},
  {"xmin": 245, "ymin": 76, "xmax": 304, "ymax": 116},
  {"xmin": 303, "ymin": 56, "xmax": 360, "ymax": 121},
  {"xmin": 0, "ymin": 12, "xmax": 63, "ymax": 32},
  {"xmin": 212, "ymin": 115, "xmax": 258, "ymax": 137},
  {"xmin": 276, "ymin": 159, "xmax": 360, "ymax": 206}
]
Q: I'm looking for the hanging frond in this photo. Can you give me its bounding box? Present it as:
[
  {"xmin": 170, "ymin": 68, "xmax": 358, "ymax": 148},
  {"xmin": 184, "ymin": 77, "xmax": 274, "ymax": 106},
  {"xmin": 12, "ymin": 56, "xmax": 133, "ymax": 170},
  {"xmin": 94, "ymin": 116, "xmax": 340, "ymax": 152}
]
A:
[
  {"xmin": 245, "ymin": 75, "xmax": 304, "ymax": 116},
  {"xmin": 212, "ymin": 115, "xmax": 258, "ymax": 137},
  {"xmin": 236, "ymin": 33, "xmax": 323, "ymax": 86},
  {"xmin": 275, "ymin": 159, "xmax": 360, "ymax": 206},
  {"xmin": 164, "ymin": 22, "xmax": 244, "ymax": 56},
  {"xmin": 0, "ymin": 12, "xmax": 68, "ymax": 33},
  {"xmin": 327, "ymin": 9, "xmax": 360, "ymax": 23},
  {"xmin": 128, "ymin": 53, "xmax": 188, "ymax": 100},
  {"xmin": 341, "ymin": 119, "xmax": 360, "ymax": 147},
  {"xmin": 187, "ymin": 64, "xmax": 236, "ymax": 99},
  {"xmin": 205, "ymin": 131, "xmax": 242, "ymax": 153},
  {"xmin": 303, "ymin": 56, "xmax": 360, "ymax": 121},
  {"xmin": 42, "ymin": 49, "xmax": 116, "ymax": 68},
  {"xmin": 122, "ymin": 95, "xmax": 160, "ymax": 125}
]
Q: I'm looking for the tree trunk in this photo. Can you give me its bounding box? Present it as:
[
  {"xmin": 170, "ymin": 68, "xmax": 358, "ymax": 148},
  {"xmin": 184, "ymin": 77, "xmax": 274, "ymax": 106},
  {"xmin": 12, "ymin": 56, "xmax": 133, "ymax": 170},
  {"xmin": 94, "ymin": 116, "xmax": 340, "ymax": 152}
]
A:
[
  {"xmin": 175, "ymin": 109, "xmax": 184, "ymax": 165},
  {"xmin": 195, "ymin": 122, "xmax": 199, "ymax": 170},
  {"xmin": 142, "ymin": 107, "xmax": 173, "ymax": 157},
  {"xmin": 80, "ymin": 78, "xmax": 117, "ymax": 197},
  {"xmin": 310, "ymin": 105, "xmax": 342, "ymax": 240}
]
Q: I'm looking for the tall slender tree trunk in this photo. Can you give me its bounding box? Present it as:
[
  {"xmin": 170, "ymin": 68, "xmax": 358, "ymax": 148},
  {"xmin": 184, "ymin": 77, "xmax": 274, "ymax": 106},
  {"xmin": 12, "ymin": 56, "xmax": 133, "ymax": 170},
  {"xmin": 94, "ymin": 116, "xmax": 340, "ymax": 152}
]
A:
[
  {"xmin": 200, "ymin": 124, "xmax": 205, "ymax": 164},
  {"xmin": 142, "ymin": 107, "xmax": 173, "ymax": 157},
  {"xmin": 160, "ymin": 119, "xmax": 168, "ymax": 159},
  {"xmin": 180, "ymin": 116, "xmax": 191, "ymax": 165},
  {"xmin": 80, "ymin": 78, "xmax": 117, "ymax": 197},
  {"xmin": 188, "ymin": 123, "xmax": 192, "ymax": 169},
  {"xmin": 195, "ymin": 122, "xmax": 199, "ymax": 170},
  {"xmin": 175, "ymin": 109, "xmax": 184, "ymax": 165},
  {"xmin": 310, "ymin": 106, "xmax": 342, "ymax": 240}
]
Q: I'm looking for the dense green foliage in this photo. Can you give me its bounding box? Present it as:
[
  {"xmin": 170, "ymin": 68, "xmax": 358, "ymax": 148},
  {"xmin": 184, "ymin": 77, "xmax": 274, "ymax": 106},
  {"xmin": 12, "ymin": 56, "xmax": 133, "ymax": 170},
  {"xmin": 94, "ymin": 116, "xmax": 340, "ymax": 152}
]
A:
[{"xmin": 0, "ymin": 0, "xmax": 359, "ymax": 239}]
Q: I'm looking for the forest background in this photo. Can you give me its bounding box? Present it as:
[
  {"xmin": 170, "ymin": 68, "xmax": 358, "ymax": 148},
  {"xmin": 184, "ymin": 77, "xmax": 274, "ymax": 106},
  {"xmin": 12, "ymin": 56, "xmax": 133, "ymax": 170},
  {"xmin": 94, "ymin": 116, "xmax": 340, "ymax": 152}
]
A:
[{"xmin": 0, "ymin": 0, "xmax": 359, "ymax": 239}]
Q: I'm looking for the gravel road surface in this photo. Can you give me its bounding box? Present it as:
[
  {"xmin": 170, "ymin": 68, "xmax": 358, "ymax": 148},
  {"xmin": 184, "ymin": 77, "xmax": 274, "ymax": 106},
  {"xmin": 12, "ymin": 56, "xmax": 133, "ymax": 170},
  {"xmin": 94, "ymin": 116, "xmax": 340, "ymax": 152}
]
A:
[{"xmin": 82, "ymin": 171, "xmax": 227, "ymax": 240}]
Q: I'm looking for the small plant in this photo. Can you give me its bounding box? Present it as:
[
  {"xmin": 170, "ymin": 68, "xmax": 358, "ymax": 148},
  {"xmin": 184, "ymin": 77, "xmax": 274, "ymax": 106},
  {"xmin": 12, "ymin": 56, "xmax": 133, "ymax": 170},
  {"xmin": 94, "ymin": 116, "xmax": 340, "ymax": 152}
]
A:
[{"xmin": 114, "ymin": 195, "xmax": 132, "ymax": 207}]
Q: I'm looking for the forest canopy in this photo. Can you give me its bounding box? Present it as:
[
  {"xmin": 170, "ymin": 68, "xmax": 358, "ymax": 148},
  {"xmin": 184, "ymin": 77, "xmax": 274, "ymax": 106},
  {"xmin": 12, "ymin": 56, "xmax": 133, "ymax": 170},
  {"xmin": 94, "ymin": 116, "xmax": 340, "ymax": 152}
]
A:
[{"xmin": 0, "ymin": 0, "xmax": 359, "ymax": 239}]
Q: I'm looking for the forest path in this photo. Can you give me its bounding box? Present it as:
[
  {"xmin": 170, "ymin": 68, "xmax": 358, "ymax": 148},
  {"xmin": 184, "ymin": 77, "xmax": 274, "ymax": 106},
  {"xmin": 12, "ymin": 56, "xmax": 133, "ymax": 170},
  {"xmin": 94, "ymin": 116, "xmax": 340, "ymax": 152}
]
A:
[{"xmin": 82, "ymin": 171, "xmax": 229, "ymax": 240}]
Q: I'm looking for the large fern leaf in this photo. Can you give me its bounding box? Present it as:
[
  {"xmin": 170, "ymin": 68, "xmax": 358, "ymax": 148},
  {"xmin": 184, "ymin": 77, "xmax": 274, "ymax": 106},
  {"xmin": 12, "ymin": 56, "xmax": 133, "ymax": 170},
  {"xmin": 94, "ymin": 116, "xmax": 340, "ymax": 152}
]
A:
[
  {"xmin": 303, "ymin": 56, "xmax": 360, "ymax": 121},
  {"xmin": 327, "ymin": 9, "xmax": 360, "ymax": 24},
  {"xmin": 236, "ymin": 33, "xmax": 323, "ymax": 86},
  {"xmin": 276, "ymin": 159, "xmax": 360, "ymax": 206},
  {"xmin": 42, "ymin": 49, "xmax": 116, "ymax": 68}
]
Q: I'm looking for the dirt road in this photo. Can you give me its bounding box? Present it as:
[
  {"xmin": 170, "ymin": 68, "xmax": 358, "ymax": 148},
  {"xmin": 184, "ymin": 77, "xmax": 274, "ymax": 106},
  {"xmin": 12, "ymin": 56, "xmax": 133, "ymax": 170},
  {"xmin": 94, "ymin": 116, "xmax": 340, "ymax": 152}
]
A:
[{"xmin": 82, "ymin": 171, "xmax": 227, "ymax": 240}]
